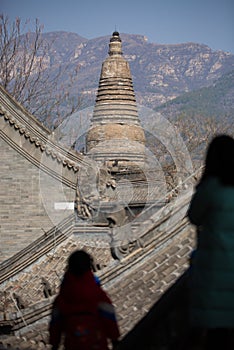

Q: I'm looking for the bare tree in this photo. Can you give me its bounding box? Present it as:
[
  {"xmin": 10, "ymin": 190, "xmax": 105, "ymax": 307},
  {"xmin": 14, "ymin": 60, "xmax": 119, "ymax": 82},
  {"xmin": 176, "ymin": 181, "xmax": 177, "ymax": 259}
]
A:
[
  {"xmin": 173, "ymin": 113, "xmax": 234, "ymax": 165},
  {"xmin": 0, "ymin": 14, "xmax": 81, "ymax": 128},
  {"xmin": 145, "ymin": 111, "xmax": 234, "ymax": 194}
]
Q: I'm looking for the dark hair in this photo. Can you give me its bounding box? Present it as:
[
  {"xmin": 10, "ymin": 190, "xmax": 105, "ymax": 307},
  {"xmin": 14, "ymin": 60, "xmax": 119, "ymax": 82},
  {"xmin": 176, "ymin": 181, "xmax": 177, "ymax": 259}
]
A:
[
  {"xmin": 201, "ymin": 134, "xmax": 234, "ymax": 186},
  {"xmin": 68, "ymin": 250, "xmax": 91, "ymax": 276}
]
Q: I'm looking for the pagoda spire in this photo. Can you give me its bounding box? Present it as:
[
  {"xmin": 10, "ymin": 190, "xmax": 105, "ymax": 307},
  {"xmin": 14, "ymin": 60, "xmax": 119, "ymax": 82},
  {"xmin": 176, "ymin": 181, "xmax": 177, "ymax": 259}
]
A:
[
  {"xmin": 108, "ymin": 31, "xmax": 122, "ymax": 56},
  {"xmin": 86, "ymin": 32, "xmax": 145, "ymax": 167}
]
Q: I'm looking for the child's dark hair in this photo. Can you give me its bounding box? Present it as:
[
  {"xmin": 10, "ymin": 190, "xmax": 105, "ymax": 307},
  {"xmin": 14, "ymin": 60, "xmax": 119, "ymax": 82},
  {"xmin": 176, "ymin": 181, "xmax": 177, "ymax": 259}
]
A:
[{"xmin": 68, "ymin": 250, "xmax": 91, "ymax": 276}]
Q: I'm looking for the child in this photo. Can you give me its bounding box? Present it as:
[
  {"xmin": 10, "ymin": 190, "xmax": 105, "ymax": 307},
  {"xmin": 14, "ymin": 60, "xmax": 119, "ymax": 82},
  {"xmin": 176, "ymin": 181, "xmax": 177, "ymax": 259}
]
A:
[{"xmin": 49, "ymin": 250, "xmax": 120, "ymax": 350}]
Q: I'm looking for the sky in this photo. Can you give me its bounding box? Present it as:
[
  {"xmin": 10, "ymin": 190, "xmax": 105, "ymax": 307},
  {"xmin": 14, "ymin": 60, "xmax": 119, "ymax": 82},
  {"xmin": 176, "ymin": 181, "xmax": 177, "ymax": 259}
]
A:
[{"xmin": 1, "ymin": 0, "xmax": 234, "ymax": 53}]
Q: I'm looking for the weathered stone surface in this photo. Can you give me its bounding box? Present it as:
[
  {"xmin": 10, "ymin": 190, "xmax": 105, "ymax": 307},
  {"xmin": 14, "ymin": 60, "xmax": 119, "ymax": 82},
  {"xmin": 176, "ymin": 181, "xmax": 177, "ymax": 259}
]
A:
[
  {"xmin": 0, "ymin": 136, "xmax": 77, "ymax": 262},
  {"xmin": 0, "ymin": 223, "xmax": 196, "ymax": 348}
]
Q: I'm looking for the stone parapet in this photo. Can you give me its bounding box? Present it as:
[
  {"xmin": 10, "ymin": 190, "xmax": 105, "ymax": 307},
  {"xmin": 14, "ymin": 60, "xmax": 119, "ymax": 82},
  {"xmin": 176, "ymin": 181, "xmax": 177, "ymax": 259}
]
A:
[{"xmin": 0, "ymin": 86, "xmax": 84, "ymax": 187}]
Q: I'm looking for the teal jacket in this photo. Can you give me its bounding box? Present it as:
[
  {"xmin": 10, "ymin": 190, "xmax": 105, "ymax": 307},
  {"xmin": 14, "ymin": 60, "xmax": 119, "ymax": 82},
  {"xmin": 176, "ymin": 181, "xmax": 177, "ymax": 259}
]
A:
[{"xmin": 187, "ymin": 176, "xmax": 234, "ymax": 328}]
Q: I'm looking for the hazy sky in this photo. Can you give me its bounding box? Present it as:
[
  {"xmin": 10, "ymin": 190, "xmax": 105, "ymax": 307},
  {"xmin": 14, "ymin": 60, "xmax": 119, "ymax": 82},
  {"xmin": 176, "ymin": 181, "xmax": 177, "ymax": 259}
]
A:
[{"xmin": 1, "ymin": 0, "xmax": 234, "ymax": 53}]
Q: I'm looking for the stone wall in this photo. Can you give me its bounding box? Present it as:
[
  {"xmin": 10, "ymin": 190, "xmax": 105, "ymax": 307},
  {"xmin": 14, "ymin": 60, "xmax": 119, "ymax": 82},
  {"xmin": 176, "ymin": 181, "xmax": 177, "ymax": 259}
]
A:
[{"xmin": 0, "ymin": 137, "xmax": 76, "ymax": 263}]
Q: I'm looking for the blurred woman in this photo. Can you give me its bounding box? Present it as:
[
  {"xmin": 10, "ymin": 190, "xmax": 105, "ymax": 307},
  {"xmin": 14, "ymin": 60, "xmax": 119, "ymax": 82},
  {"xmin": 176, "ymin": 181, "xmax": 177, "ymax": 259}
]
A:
[{"xmin": 187, "ymin": 135, "xmax": 234, "ymax": 349}]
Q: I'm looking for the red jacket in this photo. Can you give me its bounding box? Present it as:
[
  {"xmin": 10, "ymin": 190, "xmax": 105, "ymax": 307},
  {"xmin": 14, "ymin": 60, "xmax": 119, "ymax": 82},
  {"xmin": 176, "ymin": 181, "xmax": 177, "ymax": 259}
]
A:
[{"xmin": 49, "ymin": 270, "xmax": 120, "ymax": 350}]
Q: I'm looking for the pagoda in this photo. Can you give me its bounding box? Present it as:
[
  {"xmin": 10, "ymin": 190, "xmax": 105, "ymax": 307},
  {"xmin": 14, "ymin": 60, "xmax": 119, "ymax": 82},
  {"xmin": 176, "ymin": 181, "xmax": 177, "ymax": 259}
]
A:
[
  {"xmin": 86, "ymin": 31, "xmax": 146, "ymax": 168},
  {"xmin": 77, "ymin": 32, "xmax": 157, "ymax": 226}
]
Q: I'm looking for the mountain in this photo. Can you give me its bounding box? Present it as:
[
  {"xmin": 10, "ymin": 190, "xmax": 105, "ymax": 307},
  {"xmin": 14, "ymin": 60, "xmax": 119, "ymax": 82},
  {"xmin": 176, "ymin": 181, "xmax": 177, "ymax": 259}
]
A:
[
  {"xmin": 44, "ymin": 32, "xmax": 234, "ymax": 109},
  {"xmin": 6, "ymin": 31, "xmax": 234, "ymax": 126},
  {"xmin": 155, "ymin": 69, "xmax": 234, "ymax": 119},
  {"xmin": 41, "ymin": 31, "xmax": 88, "ymax": 65}
]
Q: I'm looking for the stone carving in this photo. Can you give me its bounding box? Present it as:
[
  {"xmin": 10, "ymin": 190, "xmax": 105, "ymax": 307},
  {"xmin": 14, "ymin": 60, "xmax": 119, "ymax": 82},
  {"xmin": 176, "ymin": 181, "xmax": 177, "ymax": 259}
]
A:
[
  {"xmin": 75, "ymin": 163, "xmax": 117, "ymax": 220},
  {"xmin": 75, "ymin": 187, "xmax": 93, "ymax": 219},
  {"xmin": 97, "ymin": 165, "xmax": 116, "ymax": 198},
  {"xmin": 41, "ymin": 278, "xmax": 53, "ymax": 298},
  {"xmin": 12, "ymin": 293, "xmax": 25, "ymax": 310},
  {"xmin": 110, "ymin": 222, "xmax": 143, "ymax": 260},
  {"xmin": 111, "ymin": 240, "xmax": 140, "ymax": 260}
]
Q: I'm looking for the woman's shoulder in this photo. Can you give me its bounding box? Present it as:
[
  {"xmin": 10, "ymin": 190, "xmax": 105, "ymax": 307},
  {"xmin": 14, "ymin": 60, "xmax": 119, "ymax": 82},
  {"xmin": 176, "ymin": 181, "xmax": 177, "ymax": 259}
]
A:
[
  {"xmin": 199, "ymin": 176, "xmax": 234, "ymax": 202},
  {"xmin": 196, "ymin": 176, "xmax": 218, "ymax": 193}
]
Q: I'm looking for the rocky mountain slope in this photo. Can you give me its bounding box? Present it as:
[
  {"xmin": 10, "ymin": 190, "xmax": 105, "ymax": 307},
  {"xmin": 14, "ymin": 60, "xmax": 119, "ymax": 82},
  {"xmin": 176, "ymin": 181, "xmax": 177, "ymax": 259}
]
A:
[
  {"xmin": 39, "ymin": 31, "xmax": 234, "ymax": 111},
  {"xmin": 3, "ymin": 30, "xmax": 234, "ymax": 128},
  {"xmin": 156, "ymin": 69, "xmax": 234, "ymax": 119}
]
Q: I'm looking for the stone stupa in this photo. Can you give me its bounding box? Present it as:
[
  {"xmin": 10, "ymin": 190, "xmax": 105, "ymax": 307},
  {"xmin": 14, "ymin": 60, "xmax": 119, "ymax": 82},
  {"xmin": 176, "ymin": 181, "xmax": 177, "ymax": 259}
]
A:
[{"xmin": 86, "ymin": 31, "xmax": 146, "ymax": 169}]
